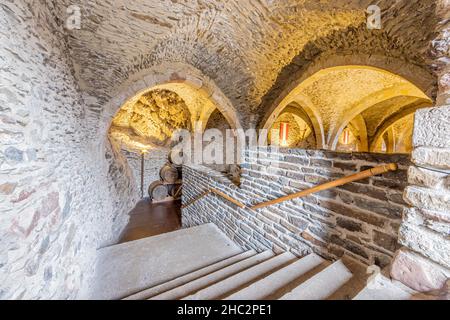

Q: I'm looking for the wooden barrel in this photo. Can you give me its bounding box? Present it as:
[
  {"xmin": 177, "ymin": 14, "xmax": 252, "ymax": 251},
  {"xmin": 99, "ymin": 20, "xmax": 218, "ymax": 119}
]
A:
[
  {"xmin": 168, "ymin": 150, "xmax": 183, "ymax": 167},
  {"xmin": 148, "ymin": 181, "xmax": 168, "ymax": 202},
  {"xmin": 160, "ymin": 163, "xmax": 179, "ymax": 184}
]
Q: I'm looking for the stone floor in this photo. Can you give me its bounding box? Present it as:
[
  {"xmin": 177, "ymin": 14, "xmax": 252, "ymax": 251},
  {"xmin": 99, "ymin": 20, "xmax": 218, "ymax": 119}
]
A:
[
  {"xmin": 119, "ymin": 199, "xmax": 181, "ymax": 243},
  {"xmin": 92, "ymin": 223, "xmax": 241, "ymax": 299}
]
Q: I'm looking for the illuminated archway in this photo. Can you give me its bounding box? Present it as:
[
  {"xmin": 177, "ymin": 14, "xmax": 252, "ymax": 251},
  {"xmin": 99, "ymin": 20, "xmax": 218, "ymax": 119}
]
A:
[
  {"xmin": 369, "ymin": 101, "xmax": 431, "ymax": 153},
  {"xmin": 263, "ymin": 64, "xmax": 433, "ymax": 153},
  {"xmin": 101, "ymin": 62, "xmax": 242, "ymax": 142},
  {"xmin": 371, "ymin": 113, "xmax": 417, "ymax": 154},
  {"xmin": 328, "ymin": 83, "xmax": 431, "ymax": 150},
  {"xmin": 109, "ymin": 88, "xmax": 193, "ymax": 151},
  {"xmin": 268, "ymin": 110, "xmax": 316, "ymax": 148}
]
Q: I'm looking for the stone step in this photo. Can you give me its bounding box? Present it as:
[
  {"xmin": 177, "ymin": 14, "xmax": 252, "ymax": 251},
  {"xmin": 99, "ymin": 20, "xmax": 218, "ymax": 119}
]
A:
[
  {"xmin": 353, "ymin": 274, "xmax": 416, "ymax": 300},
  {"xmin": 150, "ymin": 250, "xmax": 275, "ymax": 300},
  {"xmin": 326, "ymin": 258, "xmax": 370, "ymax": 300},
  {"xmin": 279, "ymin": 260, "xmax": 353, "ymax": 300},
  {"xmin": 183, "ymin": 252, "xmax": 297, "ymax": 300},
  {"xmin": 124, "ymin": 250, "xmax": 257, "ymax": 300},
  {"xmin": 89, "ymin": 223, "xmax": 242, "ymax": 300},
  {"xmin": 225, "ymin": 253, "xmax": 327, "ymax": 300}
]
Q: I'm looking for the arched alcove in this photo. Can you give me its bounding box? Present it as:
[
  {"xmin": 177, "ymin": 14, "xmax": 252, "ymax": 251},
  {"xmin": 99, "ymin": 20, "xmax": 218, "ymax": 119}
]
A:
[
  {"xmin": 335, "ymin": 114, "xmax": 368, "ymax": 152},
  {"xmin": 263, "ymin": 64, "xmax": 433, "ymax": 153},
  {"xmin": 371, "ymin": 113, "xmax": 415, "ymax": 154},
  {"xmin": 268, "ymin": 105, "xmax": 316, "ymax": 148},
  {"xmin": 101, "ymin": 62, "xmax": 242, "ymax": 140},
  {"xmin": 99, "ymin": 62, "xmax": 242, "ymax": 198}
]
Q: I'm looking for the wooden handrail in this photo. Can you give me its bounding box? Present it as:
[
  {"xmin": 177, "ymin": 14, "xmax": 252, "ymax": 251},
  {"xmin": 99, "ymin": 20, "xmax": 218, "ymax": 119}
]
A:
[
  {"xmin": 181, "ymin": 163, "xmax": 398, "ymax": 211},
  {"xmin": 181, "ymin": 188, "xmax": 246, "ymax": 209},
  {"xmin": 181, "ymin": 190, "xmax": 211, "ymax": 209},
  {"xmin": 210, "ymin": 188, "xmax": 247, "ymax": 208},
  {"xmin": 250, "ymin": 163, "xmax": 398, "ymax": 210},
  {"xmin": 173, "ymin": 185, "xmax": 183, "ymax": 198}
]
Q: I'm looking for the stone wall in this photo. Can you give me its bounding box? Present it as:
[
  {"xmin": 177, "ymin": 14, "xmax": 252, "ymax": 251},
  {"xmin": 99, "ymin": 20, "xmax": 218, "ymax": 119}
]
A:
[
  {"xmin": 122, "ymin": 148, "xmax": 170, "ymax": 198},
  {"xmin": 0, "ymin": 1, "xmax": 138, "ymax": 299},
  {"xmin": 390, "ymin": 106, "xmax": 450, "ymax": 291},
  {"xmin": 388, "ymin": 4, "xmax": 450, "ymax": 292},
  {"xmin": 182, "ymin": 148, "xmax": 410, "ymax": 267},
  {"xmin": 109, "ymin": 89, "xmax": 192, "ymax": 151}
]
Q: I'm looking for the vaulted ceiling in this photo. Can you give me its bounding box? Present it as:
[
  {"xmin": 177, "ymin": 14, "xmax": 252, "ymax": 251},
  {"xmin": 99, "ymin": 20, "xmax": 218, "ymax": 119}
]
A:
[{"xmin": 56, "ymin": 0, "xmax": 440, "ymax": 128}]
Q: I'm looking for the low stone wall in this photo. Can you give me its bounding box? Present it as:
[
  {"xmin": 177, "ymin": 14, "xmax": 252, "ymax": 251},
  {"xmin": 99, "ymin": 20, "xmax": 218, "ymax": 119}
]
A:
[{"xmin": 182, "ymin": 148, "xmax": 410, "ymax": 267}]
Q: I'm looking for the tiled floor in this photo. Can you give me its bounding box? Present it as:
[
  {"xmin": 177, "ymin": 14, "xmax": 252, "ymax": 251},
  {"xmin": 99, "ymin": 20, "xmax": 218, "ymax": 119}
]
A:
[{"xmin": 119, "ymin": 199, "xmax": 181, "ymax": 243}]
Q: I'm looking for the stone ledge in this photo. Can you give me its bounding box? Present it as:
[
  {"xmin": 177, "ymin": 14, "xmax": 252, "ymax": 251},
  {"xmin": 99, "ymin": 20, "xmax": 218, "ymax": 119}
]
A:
[
  {"xmin": 408, "ymin": 165, "xmax": 449, "ymax": 190},
  {"xmin": 404, "ymin": 207, "xmax": 450, "ymax": 236}
]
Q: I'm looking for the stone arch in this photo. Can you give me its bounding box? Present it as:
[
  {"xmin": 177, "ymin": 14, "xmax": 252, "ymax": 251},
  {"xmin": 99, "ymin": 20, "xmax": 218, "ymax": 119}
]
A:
[
  {"xmin": 267, "ymin": 105, "xmax": 317, "ymax": 148},
  {"xmin": 102, "ymin": 62, "xmax": 243, "ymax": 200},
  {"xmin": 260, "ymin": 53, "xmax": 436, "ymax": 137},
  {"xmin": 384, "ymin": 127, "xmax": 396, "ymax": 153},
  {"xmin": 101, "ymin": 62, "xmax": 242, "ymax": 139},
  {"xmin": 262, "ymin": 94, "xmax": 326, "ymax": 149},
  {"xmin": 328, "ymin": 83, "xmax": 432, "ymax": 150},
  {"xmin": 281, "ymin": 105, "xmax": 315, "ymax": 136},
  {"xmin": 280, "ymin": 104, "xmax": 318, "ymax": 148},
  {"xmin": 200, "ymin": 107, "xmax": 235, "ymax": 132},
  {"xmin": 369, "ymin": 101, "xmax": 431, "ymax": 152},
  {"xmin": 205, "ymin": 108, "xmax": 232, "ymax": 131},
  {"xmin": 350, "ymin": 114, "xmax": 369, "ymax": 152}
]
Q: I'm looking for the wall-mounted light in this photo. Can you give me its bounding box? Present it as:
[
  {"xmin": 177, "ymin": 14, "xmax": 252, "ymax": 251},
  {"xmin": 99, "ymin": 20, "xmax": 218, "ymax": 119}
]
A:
[
  {"xmin": 342, "ymin": 127, "xmax": 351, "ymax": 145},
  {"xmin": 279, "ymin": 122, "xmax": 289, "ymax": 147}
]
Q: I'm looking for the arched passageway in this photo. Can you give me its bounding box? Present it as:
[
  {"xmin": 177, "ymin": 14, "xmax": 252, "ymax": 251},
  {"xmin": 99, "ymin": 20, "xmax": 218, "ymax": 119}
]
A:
[
  {"xmin": 268, "ymin": 105, "xmax": 316, "ymax": 148},
  {"xmin": 107, "ymin": 74, "xmax": 236, "ymax": 197},
  {"xmin": 264, "ymin": 65, "xmax": 433, "ymax": 154},
  {"xmin": 2, "ymin": 0, "xmax": 448, "ymax": 301}
]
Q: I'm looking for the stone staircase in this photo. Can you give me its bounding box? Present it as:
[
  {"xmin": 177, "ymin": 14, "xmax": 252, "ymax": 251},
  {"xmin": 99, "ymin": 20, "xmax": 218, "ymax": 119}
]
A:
[{"xmin": 90, "ymin": 223, "xmax": 416, "ymax": 300}]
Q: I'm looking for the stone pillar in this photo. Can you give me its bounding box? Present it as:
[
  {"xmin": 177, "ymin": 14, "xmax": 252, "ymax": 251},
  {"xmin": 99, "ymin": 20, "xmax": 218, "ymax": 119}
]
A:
[
  {"xmin": 390, "ymin": 4, "xmax": 450, "ymax": 291},
  {"xmin": 390, "ymin": 106, "xmax": 450, "ymax": 291}
]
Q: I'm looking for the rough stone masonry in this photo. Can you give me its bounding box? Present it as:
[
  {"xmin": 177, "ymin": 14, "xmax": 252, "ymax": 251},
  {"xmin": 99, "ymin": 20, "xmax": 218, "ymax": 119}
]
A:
[
  {"xmin": 182, "ymin": 148, "xmax": 410, "ymax": 268},
  {"xmin": 390, "ymin": 105, "xmax": 450, "ymax": 291},
  {"xmin": 0, "ymin": 1, "xmax": 139, "ymax": 299},
  {"xmin": 0, "ymin": 0, "xmax": 449, "ymax": 299}
]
